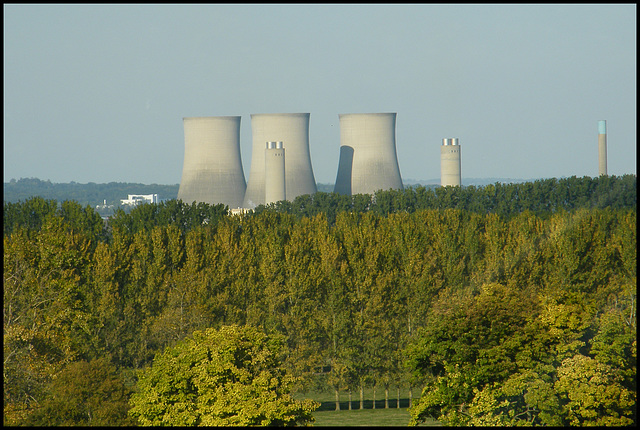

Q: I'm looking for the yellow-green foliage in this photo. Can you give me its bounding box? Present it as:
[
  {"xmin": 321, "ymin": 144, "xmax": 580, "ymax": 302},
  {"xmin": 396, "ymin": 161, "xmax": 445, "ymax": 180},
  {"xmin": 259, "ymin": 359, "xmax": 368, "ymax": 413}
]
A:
[
  {"xmin": 128, "ymin": 325, "xmax": 319, "ymax": 426},
  {"xmin": 407, "ymin": 277, "xmax": 636, "ymax": 426}
]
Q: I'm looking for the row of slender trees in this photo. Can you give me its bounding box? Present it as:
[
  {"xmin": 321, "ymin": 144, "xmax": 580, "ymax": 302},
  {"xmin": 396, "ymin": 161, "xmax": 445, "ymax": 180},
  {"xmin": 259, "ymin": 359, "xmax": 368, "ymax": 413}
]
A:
[{"xmin": 3, "ymin": 175, "xmax": 636, "ymax": 425}]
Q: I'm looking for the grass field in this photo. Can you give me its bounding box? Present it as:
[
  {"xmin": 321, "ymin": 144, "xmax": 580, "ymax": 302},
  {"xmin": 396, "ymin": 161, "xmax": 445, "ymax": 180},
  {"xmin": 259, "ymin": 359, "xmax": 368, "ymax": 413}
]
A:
[
  {"xmin": 312, "ymin": 408, "xmax": 411, "ymax": 426},
  {"xmin": 311, "ymin": 408, "xmax": 441, "ymax": 427}
]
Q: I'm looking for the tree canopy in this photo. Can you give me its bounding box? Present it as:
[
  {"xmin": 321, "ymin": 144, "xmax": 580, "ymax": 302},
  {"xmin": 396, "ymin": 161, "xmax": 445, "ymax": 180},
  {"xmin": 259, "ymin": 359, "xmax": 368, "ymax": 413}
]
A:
[
  {"xmin": 128, "ymin": 325, "xmax": 319, "ymax": 426},
  {"xmin": 22, "ymin": 358, "xmax": 135, "ymax": 426},
  {"xmin": 406, "ymin": 282, "xmax": 636, "ymax": 426}
]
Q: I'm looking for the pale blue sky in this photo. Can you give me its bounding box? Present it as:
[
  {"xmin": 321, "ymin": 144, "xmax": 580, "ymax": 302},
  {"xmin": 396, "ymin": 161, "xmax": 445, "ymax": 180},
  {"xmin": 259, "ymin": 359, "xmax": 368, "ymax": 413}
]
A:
[{"xmin": 4, "ymin": 4, "xmax": 636, "ymax": 185}]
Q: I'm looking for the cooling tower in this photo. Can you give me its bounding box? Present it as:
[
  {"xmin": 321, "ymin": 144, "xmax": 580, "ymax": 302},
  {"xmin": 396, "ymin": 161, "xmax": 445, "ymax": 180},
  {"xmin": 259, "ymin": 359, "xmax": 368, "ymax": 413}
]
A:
[
  {"xmin": 441, "ymin": 138, "xmax": 462, "ymax": 187},
  {"xmin": 242, "ymin": 113, "xmax": 317, "ymax": 208},
  {"xmin": 598, "ymin": 120, "xmax": 607, "ymax": 176},
  {"xmin": 333, "ymin": 113, "xmax": 404, "ymax": 195},
  {"xmin": 177, "ymin": 116, "xmax": 246, "ymax": 208},
  {"xmin": 265, "ymin": 141, "xmax": 286, "ymax": 204}
]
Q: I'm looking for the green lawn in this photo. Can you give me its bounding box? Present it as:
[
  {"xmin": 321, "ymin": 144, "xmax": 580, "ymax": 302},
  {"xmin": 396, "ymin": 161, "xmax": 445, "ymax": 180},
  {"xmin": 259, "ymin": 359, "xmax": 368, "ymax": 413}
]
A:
[
  {"xmin": 311, "ymin": 408, "xmax": 441, "ymax": 427},
  {"xmin": 312, "ymin": 408, "xmax": 410, "ymax": 426}
]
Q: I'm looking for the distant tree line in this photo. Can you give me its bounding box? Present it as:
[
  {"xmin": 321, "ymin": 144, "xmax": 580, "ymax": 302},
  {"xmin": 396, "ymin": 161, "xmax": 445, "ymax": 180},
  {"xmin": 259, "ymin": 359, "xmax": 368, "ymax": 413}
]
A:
[
  {"xmin": 254, "ymin": 174, "xmax": 636, "ymax": 223},
  {"xmin": 4, "ymin": 175, "xmax": 635, "ymax": 239},
  {"xmin": 7, "ymin": 175, "xmax": 634, "ymax": 218},
  {"xmin": 2, "ymin": 177, "xmax": 339, "ymax": 207}
]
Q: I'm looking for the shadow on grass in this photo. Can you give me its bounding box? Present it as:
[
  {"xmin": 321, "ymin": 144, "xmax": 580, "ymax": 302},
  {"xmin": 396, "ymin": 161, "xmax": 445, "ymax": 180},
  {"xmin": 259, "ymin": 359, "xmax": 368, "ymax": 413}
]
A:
[{"xmin": 312, "ymin": 408, "xmax": 441, "ymax": 427}]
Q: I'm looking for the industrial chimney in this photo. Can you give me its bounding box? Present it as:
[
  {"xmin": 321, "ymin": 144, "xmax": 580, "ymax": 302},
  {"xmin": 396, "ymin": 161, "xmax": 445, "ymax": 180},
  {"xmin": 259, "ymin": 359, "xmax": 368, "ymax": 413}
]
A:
[
  {"xmin": 177, "ymin": 116, "xmax": 246, "ymax": 208},
  {"xmin": 333, "ymin": 113, "xmax": 404, "ymax": 195},
  {"xmin": 242, "ymin": 113, "xmax": 317, "ymax": 208},
  {"xmin": 440, "ymin": 138, "xmax": 462, "ymax": 187},
  {"xmin": 265, "ymin": 141, "xmax": 286, "ymax": 204},
  {"xmin": 598, "ymin": 120, "xmax": 607, "ymax": 176}
]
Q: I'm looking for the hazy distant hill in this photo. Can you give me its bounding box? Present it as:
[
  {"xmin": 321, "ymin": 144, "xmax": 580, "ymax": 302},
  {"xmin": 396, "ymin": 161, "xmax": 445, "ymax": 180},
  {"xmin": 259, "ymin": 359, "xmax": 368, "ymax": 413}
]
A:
[
  {"xmin": 4, "ymin": 177, "xmax": 534, "ymax": 207},
  {"xmin": 321, "ymin": 178, "xmax": 532, "ymax": 192},
  {"xmin": 3, "ymin": 178, "xmax": 180, "ymax": 207},
  {"xmin": 403, "ymin": 178, "xmax": 535, "ymax": 187},
  {"xmin": 316, "ymin": 183, "xmax": 334, "ymax": 193}
]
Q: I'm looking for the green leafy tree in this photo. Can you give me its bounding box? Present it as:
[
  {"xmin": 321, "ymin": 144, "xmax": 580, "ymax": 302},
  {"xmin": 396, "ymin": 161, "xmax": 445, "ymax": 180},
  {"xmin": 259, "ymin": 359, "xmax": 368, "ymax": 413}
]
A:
[
  {"xmin": 464, "ymin": 369, "xmax": 562, "ymax": 426},
  {"xmin": 128, "ymin": 325, "xmax": 319, "ymax": 426},
  {"xmin": 555, "ymin": 354, "xmax": 635, "ymax": 426},
  {"xmin": 280, "ymin": 214, "xmax": 333, "ymax": 387},
  {"xmin": 57, "ymin": 199, "xmax": 106, "ymax": 242},
  {"xmin": 590, "ymin": 289, "xmax": 637, "ymax": 389},
  {"xmin": 406, "ymin": 283, "xmax": 543, "ymax": 425},
  {"xmin": 4, "ymin": 216, "xmax": 97, "ymax": 424},
  {"xmin": 3, "ymin": 196, "xmax": 58, "ymax": 237},
  {"xmin": 24, "ymin": 358, "xmax": 135, "ymax": 426}
]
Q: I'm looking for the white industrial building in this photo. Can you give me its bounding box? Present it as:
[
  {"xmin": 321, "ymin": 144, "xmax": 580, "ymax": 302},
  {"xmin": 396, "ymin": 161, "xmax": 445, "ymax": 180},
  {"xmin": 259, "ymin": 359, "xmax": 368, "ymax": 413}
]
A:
[{"xmin": 120, "ymin": 194, "xmax": 159, "ymax": 206}]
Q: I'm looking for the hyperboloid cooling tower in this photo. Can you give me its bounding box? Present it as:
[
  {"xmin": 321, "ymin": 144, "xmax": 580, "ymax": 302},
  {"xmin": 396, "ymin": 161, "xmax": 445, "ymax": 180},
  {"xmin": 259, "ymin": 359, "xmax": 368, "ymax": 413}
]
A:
[
  {"xmin": 333, "ymin": 113, "xmax": 404, "ymax": 195},
  {"xmin": 598, "ymin": 120, "xmax": 607, "ymax": 176},
  {"xmin": 440, "ymin": 138, "xmax": 462, "ymax": 187},
  {"xmin": 177, "ymin": 116, "xmax": 246, "ymax": 208},
  {"xmin": 242, "ymin": 113, "xmax": 317, "ymax": 208}
]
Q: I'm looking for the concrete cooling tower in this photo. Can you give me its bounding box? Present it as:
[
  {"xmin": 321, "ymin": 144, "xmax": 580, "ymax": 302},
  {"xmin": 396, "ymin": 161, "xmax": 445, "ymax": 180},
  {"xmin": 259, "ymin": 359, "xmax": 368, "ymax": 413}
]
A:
[
  {"xmin": 441, "ymin": 138, "xmax": 461, "ymax": 187},
  {"xmin": 598, "ymin": 120, "xmax": 607, "ymax": 176},
  {"xmin": 242, "ymin": 113, "xmax": 317, "ymax": 208},
  {"xmin": 333, "ymin": 113, "xmax": 404, "ymax": 195},
  {"xmin": 177, "ymin": 116, "xmax": 246, "ymax": 208}
]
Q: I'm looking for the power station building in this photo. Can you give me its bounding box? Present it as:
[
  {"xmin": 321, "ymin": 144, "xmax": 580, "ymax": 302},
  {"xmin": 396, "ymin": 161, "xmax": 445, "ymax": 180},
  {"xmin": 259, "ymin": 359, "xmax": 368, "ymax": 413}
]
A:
[
  {"xmin": 120, "ymin": 194, "xmax": 159, "ymax": 206},
  {"xmin": 440, "ymin": 138, "xmax": 461, "ymax": 187},
  {"xmin": 177, "ymin": 116, "xmax": 247, "ymax": 208},
  {"xmin": 333, "ymin": 113, "xmax": 404, "ymax": 195},
  {"xmin": 242, "ymin": 113, "xmax": 317, "ymax": 207},
  {"xmin": 175, "ymin": 113, "xmax": 615, "ymax": 206},
  {"xmin": 598, "ymin": 120, "xmax": 607, "ymax": 176}
]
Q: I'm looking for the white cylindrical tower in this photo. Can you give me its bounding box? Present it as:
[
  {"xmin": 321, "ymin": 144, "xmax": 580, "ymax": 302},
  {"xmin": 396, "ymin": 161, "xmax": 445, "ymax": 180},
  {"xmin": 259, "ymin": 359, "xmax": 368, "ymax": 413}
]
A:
[
  {"xmin": 177, "ymin": 116, "xmax": 246, "ymax": 208},
  {"xmin": 242, "ymin": 113, "xmax": 317, "ymax": 208},
  {"xmin": 598, "ymin": 120, "xmax": 607, "ymax": 176},
  {"xmin": 265, "ymin": 141, "xmax": 286, "ymax": 204},
  {"xmin": 441, "ymin": 138, "xmax": 461, "ymax": 187},
  {"xmin": 333, "ymin": 113, "xmax": 404, "ymax": 195}
]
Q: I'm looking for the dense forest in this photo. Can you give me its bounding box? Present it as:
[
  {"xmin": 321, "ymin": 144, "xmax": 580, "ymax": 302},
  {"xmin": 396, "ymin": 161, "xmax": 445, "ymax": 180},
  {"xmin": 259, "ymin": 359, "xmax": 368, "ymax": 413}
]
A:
[{"xmin": 3, "ymin": 175, "xmax": 636, "ymax": 426}]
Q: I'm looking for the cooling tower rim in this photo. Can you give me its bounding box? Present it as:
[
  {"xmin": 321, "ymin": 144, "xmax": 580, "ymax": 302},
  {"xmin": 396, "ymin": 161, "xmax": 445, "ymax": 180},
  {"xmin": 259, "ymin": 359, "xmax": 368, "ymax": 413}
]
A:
[
  {"xmin": 183, "ymin": 116, "xmax": 241, "ymax": 121},
  {"xmin": 339, "ymin": 112, "xmax": 397, "ymax": 118},
  {"xmin": 250, "ymin": 113, "xmax": 310, "ymax": 118}
]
